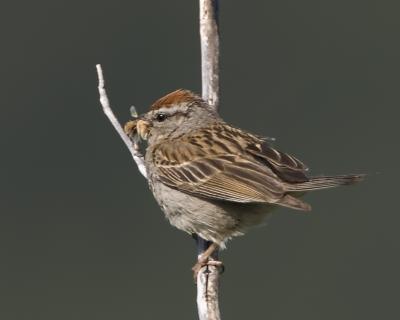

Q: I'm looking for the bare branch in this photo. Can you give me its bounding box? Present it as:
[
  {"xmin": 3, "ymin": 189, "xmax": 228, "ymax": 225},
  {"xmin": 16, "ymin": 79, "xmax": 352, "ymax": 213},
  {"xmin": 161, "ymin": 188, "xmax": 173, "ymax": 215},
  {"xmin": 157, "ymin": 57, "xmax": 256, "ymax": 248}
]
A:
[
  {"xmin": 96, "ymin": 64, "xmax": 147, "ymax": 178},
  {"xmin": 196, "ymin": 238, "xmax": 221, "ymax": 320},
  {"xmin": 197, "ymin": 266, "xmax": 221, "ymax": 320},
  {"xmin": 96, "ymin": 1, "xmax": 221, "ymax": 318},
  {"xmin": 197, "ymin": 1, "xmax": 221, "ymax": 320},
  {"xmin": 200, "ymin": 0, "xmax": 220, "ymax": 110}
]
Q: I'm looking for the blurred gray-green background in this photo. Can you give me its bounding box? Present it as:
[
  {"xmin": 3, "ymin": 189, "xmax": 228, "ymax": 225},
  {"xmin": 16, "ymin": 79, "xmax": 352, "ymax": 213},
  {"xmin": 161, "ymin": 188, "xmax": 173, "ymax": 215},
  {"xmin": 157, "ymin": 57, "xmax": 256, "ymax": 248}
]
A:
[{"xmin": 1, "ymin": 1, "xmax": 398, "ymax": 319}]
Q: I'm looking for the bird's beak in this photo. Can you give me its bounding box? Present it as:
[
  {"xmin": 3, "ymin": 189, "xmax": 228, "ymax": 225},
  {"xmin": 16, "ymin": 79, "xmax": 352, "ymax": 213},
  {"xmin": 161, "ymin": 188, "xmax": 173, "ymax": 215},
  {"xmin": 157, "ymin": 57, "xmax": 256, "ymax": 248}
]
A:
[{"xmin": 136, "ymin": 119, "xmax": 151, "ymax": 140}]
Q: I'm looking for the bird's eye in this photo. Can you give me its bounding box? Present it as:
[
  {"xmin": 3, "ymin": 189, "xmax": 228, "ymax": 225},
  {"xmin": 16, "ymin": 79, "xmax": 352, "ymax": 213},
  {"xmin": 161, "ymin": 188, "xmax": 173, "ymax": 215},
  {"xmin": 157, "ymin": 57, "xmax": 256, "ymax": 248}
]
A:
[{"xmin": 155, "ymin": 112, "xmax": 168, "ymax": 122}]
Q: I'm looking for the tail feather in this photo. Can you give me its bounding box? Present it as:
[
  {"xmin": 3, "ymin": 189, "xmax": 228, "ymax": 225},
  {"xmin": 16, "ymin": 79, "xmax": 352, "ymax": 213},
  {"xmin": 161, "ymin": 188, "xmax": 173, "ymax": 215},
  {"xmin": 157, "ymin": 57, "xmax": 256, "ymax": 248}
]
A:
[
  {"xmin": 276, "ymin": 194, "xmax": 312, "ymax": 211},
  {"xmin": 285, "ymin": 174, "xmax": 365, "ymax": 192}
]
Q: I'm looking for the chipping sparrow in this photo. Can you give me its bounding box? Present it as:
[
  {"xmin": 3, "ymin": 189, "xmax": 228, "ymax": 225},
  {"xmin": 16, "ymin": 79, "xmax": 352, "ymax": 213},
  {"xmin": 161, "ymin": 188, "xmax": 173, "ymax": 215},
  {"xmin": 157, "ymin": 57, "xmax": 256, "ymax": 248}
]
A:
[{"xmin": 124, "ymin": 89, "xmax": 363, "ymax": 270}]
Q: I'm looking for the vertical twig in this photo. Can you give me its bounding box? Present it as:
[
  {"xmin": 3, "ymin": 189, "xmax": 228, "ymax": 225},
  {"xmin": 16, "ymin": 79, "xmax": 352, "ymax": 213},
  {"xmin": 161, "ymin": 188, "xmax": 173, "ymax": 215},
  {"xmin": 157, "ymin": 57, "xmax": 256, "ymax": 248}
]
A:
[
  {"xmin": 197, "ymin": 1, "xmax": 221, "ymax": 320},
  {"xmin": 196, "ymin": 237, "xmax": 221, "ymax": 320},
  {"xmin": 200, "ymin": 0, "xmax": 220, "ymax": 110}
]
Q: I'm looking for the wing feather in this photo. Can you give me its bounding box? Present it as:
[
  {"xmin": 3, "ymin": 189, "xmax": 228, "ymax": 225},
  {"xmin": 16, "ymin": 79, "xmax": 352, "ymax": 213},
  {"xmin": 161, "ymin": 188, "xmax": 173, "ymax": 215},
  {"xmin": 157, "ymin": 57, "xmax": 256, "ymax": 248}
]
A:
[
  {"xmin": 154, "ymin": 143, "xmax": 285, "ymax": 203},
  {"xmin": 150, "ymin": 123, "xmax": 310, "ymax": 205},
  {"xmin": 247, "ymin": 141, "xmax": 309, "ymax": 182}
]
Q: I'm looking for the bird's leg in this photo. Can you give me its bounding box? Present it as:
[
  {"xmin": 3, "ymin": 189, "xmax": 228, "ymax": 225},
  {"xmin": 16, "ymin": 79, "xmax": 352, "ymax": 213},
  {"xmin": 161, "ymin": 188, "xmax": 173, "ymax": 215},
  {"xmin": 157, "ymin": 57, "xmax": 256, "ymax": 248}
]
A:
[{"xmin": 192, "ymin": 240, "xmax": 223, "ymax": 281}]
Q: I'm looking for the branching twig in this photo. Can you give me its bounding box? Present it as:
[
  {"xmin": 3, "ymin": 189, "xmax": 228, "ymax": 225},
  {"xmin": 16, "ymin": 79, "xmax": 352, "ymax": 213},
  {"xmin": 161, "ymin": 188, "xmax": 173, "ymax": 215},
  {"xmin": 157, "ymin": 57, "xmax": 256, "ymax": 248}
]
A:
[
  {"xmin": 96, "ymin": 0, "xmax": 221, "ymax": 318},
  {"xmin": 96, "ymin": 64, "xmax": 147, "ymax": 178}
]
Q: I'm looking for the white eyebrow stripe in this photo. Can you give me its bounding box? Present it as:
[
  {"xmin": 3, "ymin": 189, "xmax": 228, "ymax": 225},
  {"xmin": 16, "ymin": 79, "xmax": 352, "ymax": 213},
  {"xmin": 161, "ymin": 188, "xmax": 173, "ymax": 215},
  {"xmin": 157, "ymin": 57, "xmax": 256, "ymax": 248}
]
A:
[{"xmin": 156, "ymin": 104, "xmax": 189, "ymax": 115}]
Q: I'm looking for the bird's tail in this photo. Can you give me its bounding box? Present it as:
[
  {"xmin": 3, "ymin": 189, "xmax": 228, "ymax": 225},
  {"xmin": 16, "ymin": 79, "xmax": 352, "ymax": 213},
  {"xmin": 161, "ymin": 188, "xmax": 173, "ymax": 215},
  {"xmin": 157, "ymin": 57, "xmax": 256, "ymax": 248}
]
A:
[{"xmin": 285, "ymin": 174, "xmax": 365, "ymax": 192}]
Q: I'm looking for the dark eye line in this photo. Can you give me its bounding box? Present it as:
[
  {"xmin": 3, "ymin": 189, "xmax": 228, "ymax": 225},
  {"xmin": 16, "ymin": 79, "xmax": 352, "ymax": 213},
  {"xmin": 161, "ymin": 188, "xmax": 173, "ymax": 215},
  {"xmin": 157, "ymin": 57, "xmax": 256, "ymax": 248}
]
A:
[{"xmin": 154, "ymin": 110, "xmax": 187, "ymax": 122}]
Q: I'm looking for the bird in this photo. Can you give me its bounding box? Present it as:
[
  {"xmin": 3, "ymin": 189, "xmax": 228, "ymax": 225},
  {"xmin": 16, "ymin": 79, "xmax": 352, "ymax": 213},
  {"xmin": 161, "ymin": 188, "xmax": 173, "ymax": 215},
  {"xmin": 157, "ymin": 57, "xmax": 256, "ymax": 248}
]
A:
[{"xmin": 124, "ymin": 89, "xmax": 363, "ymax": 275}]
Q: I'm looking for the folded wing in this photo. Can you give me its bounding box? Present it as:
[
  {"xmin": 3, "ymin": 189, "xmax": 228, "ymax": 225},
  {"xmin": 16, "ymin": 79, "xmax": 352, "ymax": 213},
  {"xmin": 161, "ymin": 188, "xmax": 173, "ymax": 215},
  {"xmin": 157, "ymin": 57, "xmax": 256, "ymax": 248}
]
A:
[{"xmin": 151, "ymin": 135, "xmax": 311, "ymax": 211}]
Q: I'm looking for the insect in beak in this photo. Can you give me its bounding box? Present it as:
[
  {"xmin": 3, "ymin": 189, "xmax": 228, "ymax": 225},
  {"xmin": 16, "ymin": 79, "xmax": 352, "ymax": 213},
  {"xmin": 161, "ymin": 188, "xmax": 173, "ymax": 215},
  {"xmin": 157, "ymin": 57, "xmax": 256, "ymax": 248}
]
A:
[
  {"xmin": 124, "ymin": 105, "xmax": 140, "ymax": 138},
  {"xmin": 124, "ymin": 119, "xmax": 138, "ymax": 138},
  {"xmin": 136, "ymin": 119, "xmax": 151, "ymax": 140}
]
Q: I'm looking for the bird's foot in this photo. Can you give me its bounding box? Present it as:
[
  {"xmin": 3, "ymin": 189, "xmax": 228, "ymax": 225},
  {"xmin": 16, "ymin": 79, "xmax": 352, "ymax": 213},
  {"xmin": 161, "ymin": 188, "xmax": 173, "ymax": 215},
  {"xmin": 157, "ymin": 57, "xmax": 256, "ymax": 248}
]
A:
[{"xmin": 192, "ymin": 259, "xmax": 224, "ymax": 282}]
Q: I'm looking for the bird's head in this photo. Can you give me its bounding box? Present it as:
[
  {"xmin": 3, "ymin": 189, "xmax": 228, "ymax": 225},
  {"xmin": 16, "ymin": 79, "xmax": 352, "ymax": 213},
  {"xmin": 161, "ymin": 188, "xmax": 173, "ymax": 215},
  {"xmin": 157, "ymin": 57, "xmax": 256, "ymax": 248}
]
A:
[{"xmin": 124, "ymin": 89, "xmax": 219, "ymax": 145}]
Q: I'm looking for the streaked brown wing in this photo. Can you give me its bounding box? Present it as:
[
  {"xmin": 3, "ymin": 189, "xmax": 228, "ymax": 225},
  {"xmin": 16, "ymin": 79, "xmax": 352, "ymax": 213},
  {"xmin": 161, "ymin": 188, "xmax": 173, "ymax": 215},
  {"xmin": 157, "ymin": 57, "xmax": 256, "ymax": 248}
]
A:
[
  {"xmin": 246, "ymin": 141, "xmax": 309, "ymax": 183},
  {"xmin": 194, "ymin": 122, "xmax": 309, "ymax": 183},
  {"xmin": 152, "ymin": 142, "xmax": 286, "ymax": 204}
]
